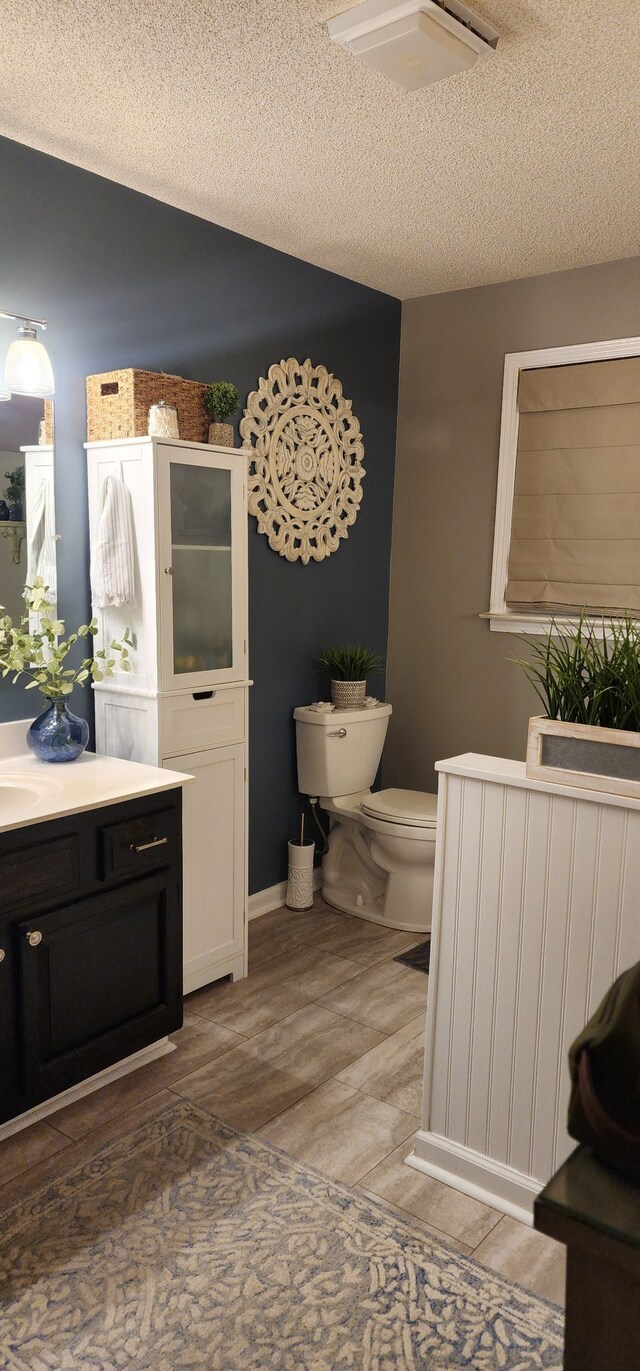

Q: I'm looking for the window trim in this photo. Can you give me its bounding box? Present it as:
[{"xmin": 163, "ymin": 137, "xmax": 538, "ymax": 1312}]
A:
[{"xmin": 487, "ymin": 334, "xmax": 640, "ymax": 635}]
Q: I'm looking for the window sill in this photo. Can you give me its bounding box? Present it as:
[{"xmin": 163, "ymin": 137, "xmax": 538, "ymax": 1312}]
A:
[{"xmin": 481, "ymin": 610, "xmax": 636, "ymax": 637}]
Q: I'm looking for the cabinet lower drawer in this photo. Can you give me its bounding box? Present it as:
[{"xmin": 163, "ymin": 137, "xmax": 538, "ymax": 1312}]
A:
[{"xmin": 160, "ymin": 688, "xmax": 244, "ymax": 756}]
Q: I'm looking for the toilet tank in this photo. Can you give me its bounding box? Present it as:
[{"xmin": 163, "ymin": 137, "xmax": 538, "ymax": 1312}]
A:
[{"xmin": 294, "ymin": 703, "xmax": 392, "ymax": 798}]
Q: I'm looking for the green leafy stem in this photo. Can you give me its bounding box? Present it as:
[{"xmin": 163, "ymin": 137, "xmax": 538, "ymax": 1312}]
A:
[{"xmin": 0, "ymin": 579, "xmax": 132, "ymax": 700}]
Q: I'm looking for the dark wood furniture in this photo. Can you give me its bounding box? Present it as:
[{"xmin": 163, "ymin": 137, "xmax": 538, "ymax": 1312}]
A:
[
  {"xmin": 535, "ymin": 1145, "xmax": 640, "ymax": 1370},
  {"xmin": 0, "ymin": 787, "xmax": 183, "ymax": 1127}
]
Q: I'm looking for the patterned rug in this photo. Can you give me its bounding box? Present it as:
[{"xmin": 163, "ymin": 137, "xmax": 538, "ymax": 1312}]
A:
[{"xmin": 0, "ymin": 1099, "xmax": 564, "ymax": 1370}]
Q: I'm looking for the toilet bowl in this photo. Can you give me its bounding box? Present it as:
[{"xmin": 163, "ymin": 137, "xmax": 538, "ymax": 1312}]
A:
[{"xmin": 293, "ymin": 703, "xmax": 438, "ymax": 933}]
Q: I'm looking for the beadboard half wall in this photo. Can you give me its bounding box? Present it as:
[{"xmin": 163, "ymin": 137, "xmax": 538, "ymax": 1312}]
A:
[{"xmin": 0, "ymin": 134, "xmax": 401, "ymax": 893}]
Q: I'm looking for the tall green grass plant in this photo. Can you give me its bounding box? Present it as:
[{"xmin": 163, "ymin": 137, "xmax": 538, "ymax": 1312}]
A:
[
  {"xmin": 513, "ymin": 613, "xmax": 640, "ymax": 732},
  {"xmin": 316, "ymin": 645, "xmax": 384, "ymax": 681}
]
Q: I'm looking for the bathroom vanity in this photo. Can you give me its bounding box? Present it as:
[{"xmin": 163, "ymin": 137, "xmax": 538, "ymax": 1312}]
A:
[{"xmin": 0, "ymin": 734, "xmax": 189, "ymax": 1137}]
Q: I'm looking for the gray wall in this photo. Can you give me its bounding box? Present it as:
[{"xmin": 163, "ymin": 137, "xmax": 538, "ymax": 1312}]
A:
[
  {"xmin": 385, "ymin": 255, "xmax": 640, "ymax": 791},
  {"xmin": 0, "ymin": 135, "xmax": 400, "ymax": 892}
]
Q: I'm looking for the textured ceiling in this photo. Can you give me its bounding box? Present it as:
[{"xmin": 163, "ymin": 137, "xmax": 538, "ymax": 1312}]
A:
[{"xmin": 1, "ymin": 1, "xmax": 639, "ymax": 298}]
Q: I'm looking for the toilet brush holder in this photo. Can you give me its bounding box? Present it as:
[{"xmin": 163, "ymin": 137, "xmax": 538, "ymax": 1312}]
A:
[{"xmin": 286, "ymin": 840, "xmax": 315, "ymax": 910}]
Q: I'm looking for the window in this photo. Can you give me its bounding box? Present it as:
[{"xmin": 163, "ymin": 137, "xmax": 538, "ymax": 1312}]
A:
[{"xmin": 488, "ymin": 337, "xmax": 640, "ymax": 634}]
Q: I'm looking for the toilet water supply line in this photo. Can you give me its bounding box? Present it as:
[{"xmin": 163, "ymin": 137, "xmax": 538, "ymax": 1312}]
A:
[{"xmin": 309, "ymin": 797, "xmax": 329, "ymax": 856}]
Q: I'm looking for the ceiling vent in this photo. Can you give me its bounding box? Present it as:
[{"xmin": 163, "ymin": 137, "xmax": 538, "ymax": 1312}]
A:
[{"xmin": 327, "ymin": 0, "xmax": 498, "ymax": 91}]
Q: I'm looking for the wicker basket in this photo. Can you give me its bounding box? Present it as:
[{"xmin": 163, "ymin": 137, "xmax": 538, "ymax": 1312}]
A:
[{"xmin": 86, "ymin": 369, "xmax": 210, "ymax": 443}]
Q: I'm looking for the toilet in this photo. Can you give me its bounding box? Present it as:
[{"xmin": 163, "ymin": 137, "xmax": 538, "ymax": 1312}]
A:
[{"xmin": 294, "ymin": 702, "xmax": 437, "ymax": 933}]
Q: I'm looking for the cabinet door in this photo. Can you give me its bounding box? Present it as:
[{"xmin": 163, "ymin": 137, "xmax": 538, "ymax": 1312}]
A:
[
  {"xmin": 168, "ymin": 744, "xmax": 245, "ymax": 993},
  {"xmin": 0, "ymin": 930, "xmax": 19, "ymax": 1123},
  {"xmin": 157, "ymin": 443, "xmax": 247, "ymax": 691},
  {"xmin": 16, "ymin": 873, "xmax": 182, "ymax": 1101}
]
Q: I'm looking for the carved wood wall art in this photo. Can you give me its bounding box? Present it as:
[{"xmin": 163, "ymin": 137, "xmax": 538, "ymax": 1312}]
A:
[{"xmin": 240, "ymin": 358, "xmax": 365, "ymax": 563}]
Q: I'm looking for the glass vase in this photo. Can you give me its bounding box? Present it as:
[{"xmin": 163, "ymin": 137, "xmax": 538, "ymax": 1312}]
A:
[{"xmin": 27, "ymin": 697, "xmax": 90, "ymax": 763}]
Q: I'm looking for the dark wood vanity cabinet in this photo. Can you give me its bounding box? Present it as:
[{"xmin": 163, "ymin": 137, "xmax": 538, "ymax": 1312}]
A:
[{"xmin": 0, "ymin": 787, "xmax": 183, "ymax": 1126}]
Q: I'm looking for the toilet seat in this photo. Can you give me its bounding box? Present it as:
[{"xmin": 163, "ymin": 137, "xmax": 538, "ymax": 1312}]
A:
[{"xmin": 361, "ymin": 787, "xmax": 437, "ymax": 829}]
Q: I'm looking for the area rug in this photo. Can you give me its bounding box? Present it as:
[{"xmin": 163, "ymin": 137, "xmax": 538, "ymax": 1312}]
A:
[
  {"xmin": 395, "ymin": 938, "xmax": 431, "ymax": 974},
  {"xmin": 0, "ymin": 1099, "xmax": 563, "ymax": 1370}
]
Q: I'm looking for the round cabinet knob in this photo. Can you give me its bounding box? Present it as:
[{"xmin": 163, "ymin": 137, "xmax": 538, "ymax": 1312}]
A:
[
  {"xmin": 0, "ymin": 948, "xmax": 5, "ymax": 963},
  {"xmin": 164, "ymin": 566, "xmax": 173, "ymax": 576},
  {"xmin": 26, "ymin": 930, "xmax": 42, "ymax": 947}
]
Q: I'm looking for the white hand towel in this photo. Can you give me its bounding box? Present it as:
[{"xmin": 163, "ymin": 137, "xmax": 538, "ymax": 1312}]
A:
[
  {"xmin": 90, "ymin": 475, "xmax": 136, "ymax": 609},
  {"xmin": 27, "ymin": 479, "xmax": 57, "ymax": 600}
]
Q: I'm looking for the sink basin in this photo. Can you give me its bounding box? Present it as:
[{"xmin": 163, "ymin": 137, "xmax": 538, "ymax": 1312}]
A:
[{"xmin": 0, "ymin": 777, "xmax": 51, "ymax": 811}]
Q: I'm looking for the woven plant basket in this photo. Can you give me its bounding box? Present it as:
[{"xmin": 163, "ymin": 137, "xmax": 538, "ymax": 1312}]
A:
[
  {"xmin": 86, "ymin": 369, "xmax": 209, "ymax": 443},
  {"xmin": 208, "ymin": 422, "xmax": 234, "ymax": 447},
  {"xmin": 331, "ymin": 680, "xmax": 366, "ymax": 709}
]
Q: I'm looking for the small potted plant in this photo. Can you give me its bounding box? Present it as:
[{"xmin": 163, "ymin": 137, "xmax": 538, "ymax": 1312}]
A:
[
  {"xmin": 316, "ymin": 644, "xmax": 385, "ymax": 710},
  {"xmin": 0, "ymin": 579, "xmax": 132, "ymax": 762},
  {"xmin": 203, "ymin": 382, "xmax": 241, "ymax": 448},
  {"xmin": 4, "ymin": 465, "xmax": 25, "ymax": 522}
]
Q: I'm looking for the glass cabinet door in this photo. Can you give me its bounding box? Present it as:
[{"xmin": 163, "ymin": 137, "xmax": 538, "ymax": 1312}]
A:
[{"xmin": 158, "ymin": 444, "xmax": 246, "ymax": 690}]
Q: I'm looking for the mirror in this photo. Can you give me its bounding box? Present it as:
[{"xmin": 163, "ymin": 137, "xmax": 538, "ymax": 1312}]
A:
[
  {"xmin": 0, "ymin": 395, "xmax": 56, "ymax": 624},
  {"xmin": 0, "ymin": 318, "xmax": 56, "ymax": 629}
]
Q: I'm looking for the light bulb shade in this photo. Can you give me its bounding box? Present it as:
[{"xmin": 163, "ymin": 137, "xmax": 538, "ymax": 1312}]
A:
[{"xmin": 4, "ymin": 327, "xmax": 54, "ymax": 397}]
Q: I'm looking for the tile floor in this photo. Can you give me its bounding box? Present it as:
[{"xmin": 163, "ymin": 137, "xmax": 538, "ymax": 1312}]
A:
[{"xmin": 0, "ymin": 896, "xmax": 566, "ymax": 1305}]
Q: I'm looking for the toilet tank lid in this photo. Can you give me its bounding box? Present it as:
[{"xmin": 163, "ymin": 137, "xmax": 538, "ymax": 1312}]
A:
[
  {"xmin": 293, "ymin": 702, "xmax": 393, "ymax": 725},
  {"xmin": 362, "ymin": 787, "xmax": 438, "ymax": 825}
]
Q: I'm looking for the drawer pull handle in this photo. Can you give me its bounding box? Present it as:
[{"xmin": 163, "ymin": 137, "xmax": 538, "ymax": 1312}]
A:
[
  {"xmin": 26, "ymin": 930, "xmax": 42, "ymax": 947},
  {"xmin": 130, "ymin": 836, "xmax": 169, "ymax": 853},
  {"xmin": 193, "ymin": 689, "xmax": 215, "ymax": 701},
  {"xmin": 0, "ymin": 948, "xmax": 4, "ymax": 963}
]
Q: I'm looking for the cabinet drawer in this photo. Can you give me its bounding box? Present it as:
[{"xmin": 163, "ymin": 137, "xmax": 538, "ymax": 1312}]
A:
[
  {"xmin": 160, "ymin": 688, "xmax": 244, "ymax": 756},
  {"xmin": 0, "ymin": 834, "xmax": 80, "ymax": 912},
  {"xmin": 100, "ymin": 807, "xmax": 179, "ymax": 880}
]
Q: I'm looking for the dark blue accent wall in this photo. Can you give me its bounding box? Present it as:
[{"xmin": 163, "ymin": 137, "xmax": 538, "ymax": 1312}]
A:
[{"xmin": 0, "ymin": 136, "xmax": 400, "ymax": 892}]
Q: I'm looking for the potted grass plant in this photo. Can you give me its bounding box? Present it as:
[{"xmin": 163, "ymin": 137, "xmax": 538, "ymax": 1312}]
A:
[
  {"xmin": 316, "ymin": 644, "xmax": 384, "ymax": 710},
  {"xmin": 512, "ymin": 612, "xmax": 640, "ymax": 794},
  {"xmin": 204, "ymin": 382, "xmax": 241, "ymax": 448}
]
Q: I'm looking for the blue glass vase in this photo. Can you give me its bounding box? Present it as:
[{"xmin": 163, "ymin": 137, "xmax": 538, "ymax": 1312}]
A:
[{"xmin": 27, "ymin": 697, "xmax": 90, "ymax": 763}]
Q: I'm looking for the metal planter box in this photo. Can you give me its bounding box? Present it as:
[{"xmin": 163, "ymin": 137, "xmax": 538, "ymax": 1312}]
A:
[{"xmin": 526, "ymin": 716, "xmax": 640, "ymax": 799}]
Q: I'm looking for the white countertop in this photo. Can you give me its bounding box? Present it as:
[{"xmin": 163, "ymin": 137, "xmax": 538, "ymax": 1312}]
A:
[
  {"xmin": 436, "ymin": 751, "xmax": 640, "ymax": 813},
  {"xmin": 0, "ymin": 749, "xmax": 192, "ymax": 833}
]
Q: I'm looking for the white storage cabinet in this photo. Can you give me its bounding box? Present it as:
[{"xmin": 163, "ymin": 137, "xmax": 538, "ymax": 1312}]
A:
[{"xmin": 86, "ymin": 436, "xmax": 249, "ymax": 992}]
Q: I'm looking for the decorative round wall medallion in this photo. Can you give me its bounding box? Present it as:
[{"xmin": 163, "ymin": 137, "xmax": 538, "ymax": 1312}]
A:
[{"xmin": 240, "ymin": 357, "xmax": 365, "ymax": 563}]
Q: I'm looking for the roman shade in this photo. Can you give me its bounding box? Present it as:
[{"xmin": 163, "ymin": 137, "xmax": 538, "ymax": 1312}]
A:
[{"xmin": 506, "ymin": 355, "xmax": 640, "ymax": 614}]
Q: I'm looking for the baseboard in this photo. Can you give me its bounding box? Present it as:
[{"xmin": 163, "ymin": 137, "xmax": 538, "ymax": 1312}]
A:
[
  {"xmin": 0, "ymin": 1038, "xmax": 175, "ymax": 1142},
  {"xmin": 248, "ymin": 871, "xmax": 322, "ymax": 920},
  {"xmin": 183, "ymin": 950, "xmax": 246, "ymax": 994},
  {"xmin": 405, "ymin": 1128, "xmax": 540, "ymax": 1226}
]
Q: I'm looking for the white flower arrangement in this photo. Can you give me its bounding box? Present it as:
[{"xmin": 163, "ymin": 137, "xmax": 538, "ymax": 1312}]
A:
[{"xmin": 0, "ymin": 579, "xmax": 131, "ymax": 700}]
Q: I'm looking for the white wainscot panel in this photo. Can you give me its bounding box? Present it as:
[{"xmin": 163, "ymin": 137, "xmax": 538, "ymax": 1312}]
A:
[{"xmin": 409, "ymin": 753, "xmax": 640, "ymax": 1221}]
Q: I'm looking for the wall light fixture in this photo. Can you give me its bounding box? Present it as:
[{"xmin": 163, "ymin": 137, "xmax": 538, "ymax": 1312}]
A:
[{"xmin": 1, "ymin": 310, "xmax": 54, "ymax": 398}]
